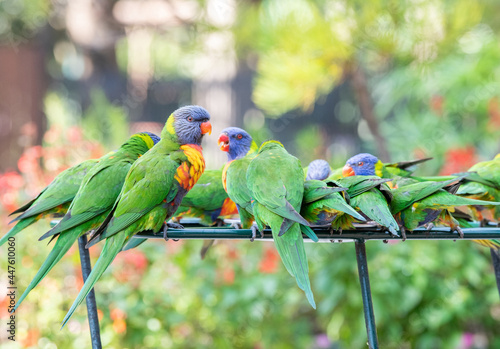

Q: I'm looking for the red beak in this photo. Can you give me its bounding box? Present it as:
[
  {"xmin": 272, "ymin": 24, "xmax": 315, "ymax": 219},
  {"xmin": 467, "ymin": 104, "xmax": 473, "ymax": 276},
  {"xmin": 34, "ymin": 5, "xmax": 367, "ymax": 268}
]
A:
[
  {"xmin": 200, "ymin": 121, "xmax": 212, "ymax": 135},
  {"xmin": 342, "ymin": 164, "xmax": 355, "ymax": 177},
  {"xmin": 218, "ymin": 133, "xmax": 230, "ymax": 152}
]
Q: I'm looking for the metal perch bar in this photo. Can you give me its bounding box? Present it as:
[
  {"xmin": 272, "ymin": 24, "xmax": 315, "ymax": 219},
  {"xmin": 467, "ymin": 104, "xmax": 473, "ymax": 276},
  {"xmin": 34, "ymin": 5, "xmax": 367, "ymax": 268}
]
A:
[
  {"xmin": 77, "ymin": 235, "xmax": 102, "ymax": 349},
  {"xmin": 135, "ymin": 226, "xmax": 500, "ymax": 242}
]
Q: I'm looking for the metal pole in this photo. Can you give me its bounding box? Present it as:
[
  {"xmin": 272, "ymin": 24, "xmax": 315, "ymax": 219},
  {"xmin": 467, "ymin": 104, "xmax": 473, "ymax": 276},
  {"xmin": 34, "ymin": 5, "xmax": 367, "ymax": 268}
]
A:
[
  {"xmin": 77, "ymin": 235, "xmax": 102, "ymax": 349},
  {"xmin": 490, "ymin": 249, "xmax": 500, "ymax": 299},
  {"xmin": 355, "ymin": 239, "xmax": 379, "ymax": 349}
]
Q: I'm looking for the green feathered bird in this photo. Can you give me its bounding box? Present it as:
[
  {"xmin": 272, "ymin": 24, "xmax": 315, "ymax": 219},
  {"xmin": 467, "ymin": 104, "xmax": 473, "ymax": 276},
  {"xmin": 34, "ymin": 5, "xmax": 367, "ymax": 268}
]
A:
[
  {"xmin": 456, "ymin": 154, "xmax": 500, "ymax": 223},
  {"xmin": 173, "ymin": 169, "xmax": 239, "ymax": 258},
  {"xmin": 1, "ymin": 159, "xmax": 98, "ymax": 246},
  {"xmin": 246, "ymin": 140, "xmax": 317, "ymax": 309},
  {"xmin": 300, "ymin": 179, "xmax": 366, "ymax": 229},
  {"xmin": 61, "ymin": 106, "xmax": 211, "ymax": 327},
  {"xmin": 218, "ymin": 127, "xmax": 259, "ymax": 230},
  {"xmin": 390, "ymin": 178, "xmax": 500, "ymax": 241},
  {"xmin": 13, "ymin": 132, "xmax": 160, "ymax": 311}
]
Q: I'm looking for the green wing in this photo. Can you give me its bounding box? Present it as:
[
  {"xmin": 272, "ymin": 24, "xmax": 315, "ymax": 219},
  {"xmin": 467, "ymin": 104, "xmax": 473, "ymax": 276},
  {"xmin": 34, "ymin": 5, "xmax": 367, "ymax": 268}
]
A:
[
  {"xmin": 226, "ymin": 155, "xmax": 255, "ymax": 213},
  {"xmin": 247, "ymin": 148, "xmax": 308, "ymax": 225},
  {"xmin": 178, "ymin": 169, "xmax": 226, "ymax": 211},
  {"xmin": 92, "ymin": 149, "xmax": 182, "ymax": 240},
  {"xmin": 351, "ymin": 189, "xmax": 399, "ymax": 235},
  {"xmin": 12, "ymin": 159, "xmax": 98, "ymax": 222}
]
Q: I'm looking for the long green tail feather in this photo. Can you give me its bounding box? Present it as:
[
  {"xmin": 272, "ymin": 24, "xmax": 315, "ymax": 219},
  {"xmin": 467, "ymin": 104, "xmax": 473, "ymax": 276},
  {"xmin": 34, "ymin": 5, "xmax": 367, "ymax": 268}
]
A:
[
  {"xmin": 273, "ymin": 223, "xmax": 316, "ymax": 309},
  {"xmin": 0, "ymin": 216, "xmax": 38, "ymax": 246},
  {"xmin": 14, "ymin": 229, "xmax": 80, "ymax": 310},
  {"xmin": 61, "ymin": 233, "xmax": 126, "ymax": 328}
]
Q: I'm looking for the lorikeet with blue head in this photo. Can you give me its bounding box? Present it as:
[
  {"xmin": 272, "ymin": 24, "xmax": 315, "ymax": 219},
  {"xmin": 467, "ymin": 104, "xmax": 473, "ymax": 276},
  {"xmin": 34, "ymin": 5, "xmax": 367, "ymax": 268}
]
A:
[
  {"xmin": 246, "ymin": 140, "xmax": 318, "ymax": 309},
  {"xmin": 173, "ymin": 168, "xmax": 238, "ymax": 258},
  {"xmin": 13, "ymin": 132, "xmax": 160, "ymax": 311},
  {"xmin": 61, "ymin": 106, "xmax": 211, "ymax": 326},
  {"xmin": 336, "ymin": 154, "xmax": 399, "ymax": 236},
  {"xmin": 0, "ymin": 158, "xmax": 98, "ymax": 246},
  {"xmin": 218, "ymin": 127, "xmax": 259, "ymax": 230},
  {"xmin": 328, "ymin": 153, "xmax": 432, "ymax": 180},
  {"xmin": 456, "ymin": 154, "xmax": 500, "ymax": 224}
]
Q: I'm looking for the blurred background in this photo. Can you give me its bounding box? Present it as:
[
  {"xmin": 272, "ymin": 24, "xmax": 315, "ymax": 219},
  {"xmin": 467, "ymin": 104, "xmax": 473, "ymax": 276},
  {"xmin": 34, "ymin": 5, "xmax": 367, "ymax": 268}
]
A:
[{"xmin": 1, "ymin": 0, "xmax": 500, "ymax": 348}]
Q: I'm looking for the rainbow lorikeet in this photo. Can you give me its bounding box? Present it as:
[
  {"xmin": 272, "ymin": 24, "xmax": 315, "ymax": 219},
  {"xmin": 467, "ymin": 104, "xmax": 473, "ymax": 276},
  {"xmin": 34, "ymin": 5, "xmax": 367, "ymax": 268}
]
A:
[
  {"xmin": 61, "ymin": 106, "xmax": 211, "ymax": 326},
  {"xmin": 14, "ymin": 132, "xmax": 160, "ymax": 310},
  {"xmin": 330, "ymin": 153, "xmax": 432, "ymax": 180},
  {"xmin": 456, "ymin": 155, "xmax": 500, "ymax": 223},
  {"xmin": 246, "ymin": 140, "xmax": 318, "ymax": 308},
  {"xmin": 0, "ymin": 158, "xmax": 98, "ymax": 246},
  {"xmin": 218, "ymin": 127, "xmax": 259, "ymax": 230},
  {"xmin": 305, "ymin": 159, "xmax": 332, "ymax": 180},
  {"xmin": 300, "ymin": 179, "xmax": 366, "ymax": 229},
  {"xmin": 173, "ymin": 169, "xmax": 239, "ymax": 258},
  {"xmin": 390, "ymin": 178, "xmax": 500, "ymax": 241},
  {"xmin": 336, "ymin": 154, "xmax": 399, "ymax": 235}
]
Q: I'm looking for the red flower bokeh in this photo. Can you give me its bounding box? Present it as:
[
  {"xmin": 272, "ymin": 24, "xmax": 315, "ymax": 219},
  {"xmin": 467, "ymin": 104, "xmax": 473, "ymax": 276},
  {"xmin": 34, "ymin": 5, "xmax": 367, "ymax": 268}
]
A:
[{"xmin": 439, "ymin": 146, "xmax": 478, "ymax": 175}]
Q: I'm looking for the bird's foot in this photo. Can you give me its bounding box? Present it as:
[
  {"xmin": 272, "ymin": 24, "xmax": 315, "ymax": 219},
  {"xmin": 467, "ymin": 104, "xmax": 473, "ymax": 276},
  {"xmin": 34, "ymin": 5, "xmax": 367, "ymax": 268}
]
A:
[
  {"xmin": 214, "ymin": 219, "xmax": 225, "ymax": 227},
  {"xmin": 230, "ymin": 222, "xmax": 242, "ymax": 229},
  {"xmin": 455, "ymin": 226, "xmax": 464, "ymax": 239},
  {"xmin": 480, "ymin": 218, "xmax": 489, "ymax": 228},
  {"xmin": 425, "ymin": 223, "xmax": 434, "ymax": 235},
  {"xmin": 163, "ymin": 222, "xmax": 184, "ymax": 241},
  {"xmin": 400, "ymin": 226, "xmax": 407, "ymax": 242},
  {"xmin": 250, "ymin": 225, "xmax": 264, "ymax": 242},
  {"xmin": 338, "ymin": 227, "xmax": 343, "ymax": 235}
]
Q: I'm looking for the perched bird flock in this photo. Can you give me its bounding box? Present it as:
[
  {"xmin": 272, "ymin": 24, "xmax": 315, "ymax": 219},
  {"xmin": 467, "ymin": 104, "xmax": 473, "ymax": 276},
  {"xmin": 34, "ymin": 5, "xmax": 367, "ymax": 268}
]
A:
[{"xmin": 3, "ymin": 105, "xmax": 500, "ymax": 320}]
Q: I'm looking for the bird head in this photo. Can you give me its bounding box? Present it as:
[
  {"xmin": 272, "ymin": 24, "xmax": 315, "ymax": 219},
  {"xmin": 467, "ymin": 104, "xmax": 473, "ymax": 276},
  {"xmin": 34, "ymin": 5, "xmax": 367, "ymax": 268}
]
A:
[
  {"xmin": 162, "ymin": 106, "xmax": 212, "ymax": 145},
  {"xmin": 306, "ymin": 159, "xmax": 332, "ymax": 180},
  {"xmin": 218, "ymin": 127, "xmax": 256, "ymax": 161},
  {"xmin": 342, "ymin": 153, "xmax": 379, "ymax": 177}
]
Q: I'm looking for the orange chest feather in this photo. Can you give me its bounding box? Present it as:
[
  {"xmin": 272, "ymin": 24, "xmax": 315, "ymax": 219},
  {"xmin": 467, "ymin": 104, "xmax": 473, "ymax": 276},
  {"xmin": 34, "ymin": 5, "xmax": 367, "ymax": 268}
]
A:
[
  {"xmin": 222, "ymin": 160, "xmax": 233, "ymax": 192},
  {"xmin": 175, "ymin": 144, "xmax": 205, "ymax": 190},
  {"xmin": 220, "ymin": 197, "xmax": 238, "ymax": 216}
]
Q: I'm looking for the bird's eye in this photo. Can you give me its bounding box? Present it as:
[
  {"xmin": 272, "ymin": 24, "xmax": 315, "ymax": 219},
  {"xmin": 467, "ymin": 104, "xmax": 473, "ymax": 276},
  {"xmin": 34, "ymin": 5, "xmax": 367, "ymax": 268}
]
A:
[
  {"xmin": 237, "ymin": 134, "xmax": 243, "ymax": 139},
  {"xmin": 187, "ymin": 116, "xmax": 194, "ymax": 122},
  {"xmin": 358, "ymin": 161, "xmax": 364, "ymax": 166}
]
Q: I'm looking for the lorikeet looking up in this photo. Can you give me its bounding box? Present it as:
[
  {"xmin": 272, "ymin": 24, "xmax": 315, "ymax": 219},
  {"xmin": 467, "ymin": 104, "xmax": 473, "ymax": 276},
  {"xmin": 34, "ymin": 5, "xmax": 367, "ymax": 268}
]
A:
[
  {"xmin": 62, "ymin": 106, "xmax": 211, "ymax": 326},
  {"xmin": 246, "ymin": 140, "xmax": 317, "ymax": 309},
  {"xmin": 218, "ymin": 127, "xmax": 259, "ymax": 230},
  {"xmin": 14, "ymin": 132, "xmax": 160, "ymax": 311},
  {"xmin": 456, "ymin": 155, "xmax": 500, "ymax": 223},
  {"xmin": 305, "ymin": 159, "xmax": 332, "ymax": 180},
  {"xmin": 173, "ymin": 168, "xmax": 239, "ymax": 258},
  {"xmin": 1, "ymin": 158, "xmax": 98, "ymax": 246}
]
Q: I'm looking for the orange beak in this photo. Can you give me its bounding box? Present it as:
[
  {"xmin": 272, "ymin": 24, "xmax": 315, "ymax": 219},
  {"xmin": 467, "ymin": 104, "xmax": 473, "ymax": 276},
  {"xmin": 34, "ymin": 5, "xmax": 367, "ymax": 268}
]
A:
[
  {"xmin": 200, "ymin": 121, "xmax": 212, "ymax": 135},
  {"xmin": 342, "ymin": 164, "xmax": 355, "ymax": 177},
  {"xmin": 218, "ymin": 133, "xmax": 230, "ymax": 152}
]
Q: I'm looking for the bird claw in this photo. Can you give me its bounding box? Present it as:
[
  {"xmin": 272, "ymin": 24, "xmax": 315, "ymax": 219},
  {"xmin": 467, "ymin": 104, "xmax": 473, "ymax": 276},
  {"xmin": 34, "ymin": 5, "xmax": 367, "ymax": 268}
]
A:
[
  {"xmin": 250, "ymin": 225, "xmax": 263, "ymax": 242},
  {"xmin": 400, "ymin": 226, "xmax": 407, "ymax": 242},
  {"xmin": 214, "ymin": 219, "xmax": 225, "ymax": 227},
  {"xmin": 230, "ymin": 222, "xmax": 242, "ymax": 229},
  {"xmin": 425, "ymin": 223, "xmax": 434, "ymax": 234},
  {"xmin": 163, "ymin": 222, "xmax": 184, "ymax": 241},
  {"xmin": 455, "ymin": 226, "xmax": 464, "ymax": 239}
]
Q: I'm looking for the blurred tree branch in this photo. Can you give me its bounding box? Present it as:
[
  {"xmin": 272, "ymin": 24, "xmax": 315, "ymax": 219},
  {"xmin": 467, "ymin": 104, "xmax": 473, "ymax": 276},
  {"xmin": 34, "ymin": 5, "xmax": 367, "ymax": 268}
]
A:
[{"xmin": 347, "ymin": 63, "xmax": 390, "ymax": 162}]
